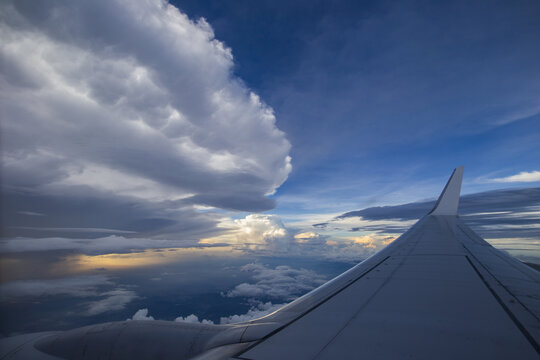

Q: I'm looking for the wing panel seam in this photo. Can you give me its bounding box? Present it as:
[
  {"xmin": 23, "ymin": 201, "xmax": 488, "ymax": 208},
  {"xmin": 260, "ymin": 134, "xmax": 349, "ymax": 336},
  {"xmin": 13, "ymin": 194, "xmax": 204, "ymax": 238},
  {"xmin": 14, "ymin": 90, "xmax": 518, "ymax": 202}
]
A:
[
  {"xmin": 465, "ymin": 256, "xmax": 540, "ymax": 354},
  {"xmin": 458, "ymin": 224, "xmax": 540, "ymax": 322}
]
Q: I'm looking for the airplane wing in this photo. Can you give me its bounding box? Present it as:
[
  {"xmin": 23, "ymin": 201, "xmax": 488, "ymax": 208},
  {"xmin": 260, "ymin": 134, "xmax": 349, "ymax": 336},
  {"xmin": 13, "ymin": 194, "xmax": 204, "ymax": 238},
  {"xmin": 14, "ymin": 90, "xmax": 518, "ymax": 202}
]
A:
[
  {"xmin": 230, "ymin": 166, "xmax": 540, "ymax": 359},
  {"xmin": 2, "ymin": 167, "xmax": 540, "ymax": 360}
]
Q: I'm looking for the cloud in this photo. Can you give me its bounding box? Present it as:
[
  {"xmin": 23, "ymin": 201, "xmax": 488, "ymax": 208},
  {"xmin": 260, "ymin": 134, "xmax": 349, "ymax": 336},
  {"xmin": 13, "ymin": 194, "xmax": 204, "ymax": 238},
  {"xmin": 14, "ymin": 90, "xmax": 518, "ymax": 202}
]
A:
[
  {"xmin": 233, "ymin": 215, "xmax": 289, "ymax": 246},
  {"xmin": 17, "ymin": 211, "xmax": 44, "ymax": 217},
  {"xmin": 129, "ymin": 308, "xmax": 154, "ymax": 321},
  {"xmin": 0, "ymin": 275, "xmax": 112, "ymax": 299},
  {"xmin": 128, "ymin": 302, "xmax": 284, "ymax": 325},
  {"xmin": 1, "ymin": 187, "xmax": 224, "ymax": 239},
  {"xmin": 0, "ymin": 274, "xmax": 138, "ymax": 315},
  {"xmin": 10, "ymin": 227, "xmax": 136, "ymax": 234},
  {"xmin": 294, "ymin": 232, "xmax": 325, "ymax": 244},
  {"xmin": 0, "ymin": 235, "xmax": 228, "ymax": 254},
  {"xmin": 334, "ymin": 187, "xmax": 540, "ymax": 240},
  {"xmin": 489, "ymin": 171, "xmax": 540, "ymax": 183},
  {"xmin": 128, "ymin": 309, "xmax": 215, "ymax": 324},
  {"xmin": 201, "ymin": 213, "xmax": 388, "ymax": 261},
  {"xmin": 200, "ymin": 214, "xmax": 292, "ymax": 251},
  {"xmin": 85, "ymin": 289, "xmax": 138, "ymax": 316},
  {"xmin": 175, "ymin": 314, "xmax": 214, "ymax": 325},
  {"xmin": 219, "ymin": 301, "xmax": 284, "ymax": 324},
  {"xmin": 223, "ymin": 263, "xmax": 327, "ymax": 301},
  {"xmin": 348, "ymin": 236, "xmax": 376, "ymax": 249},
  {"xmin": 0, "ymin": 0, "xmax": 291, "ymax": 239}
]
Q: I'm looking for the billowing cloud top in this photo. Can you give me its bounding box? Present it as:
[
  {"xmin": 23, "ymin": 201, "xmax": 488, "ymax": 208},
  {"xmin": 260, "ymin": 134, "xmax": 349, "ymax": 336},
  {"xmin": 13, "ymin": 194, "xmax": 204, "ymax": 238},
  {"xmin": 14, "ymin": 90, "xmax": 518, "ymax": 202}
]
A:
[{"xmin": 0, "ymin": 0, "xmax": 291, "ymax": 221}]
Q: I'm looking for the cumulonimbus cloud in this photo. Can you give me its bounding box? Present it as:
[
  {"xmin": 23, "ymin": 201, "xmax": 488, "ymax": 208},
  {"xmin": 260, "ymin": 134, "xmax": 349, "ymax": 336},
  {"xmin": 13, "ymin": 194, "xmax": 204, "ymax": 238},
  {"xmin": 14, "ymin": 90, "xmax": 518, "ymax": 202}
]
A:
[{"xmin": 0, "ymin": 0, "xmax": 291, "ymax": 239}]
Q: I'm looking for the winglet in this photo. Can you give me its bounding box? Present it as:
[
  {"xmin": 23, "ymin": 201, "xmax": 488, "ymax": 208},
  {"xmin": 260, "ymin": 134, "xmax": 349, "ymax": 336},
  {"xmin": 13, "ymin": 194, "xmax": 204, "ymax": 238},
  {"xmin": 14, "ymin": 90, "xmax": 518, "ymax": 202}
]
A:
[{"xmin": 429, "ymin": 166, "xmax": 464, "ymax": 216}]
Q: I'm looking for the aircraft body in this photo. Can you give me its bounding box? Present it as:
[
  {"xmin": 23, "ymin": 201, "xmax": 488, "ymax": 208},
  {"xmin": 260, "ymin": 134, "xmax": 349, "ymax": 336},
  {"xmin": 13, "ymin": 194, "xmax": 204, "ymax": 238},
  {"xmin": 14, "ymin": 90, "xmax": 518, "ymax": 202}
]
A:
[{"xmin": 1, "ymin": 167, "xmax": 539, "ymax": 359}]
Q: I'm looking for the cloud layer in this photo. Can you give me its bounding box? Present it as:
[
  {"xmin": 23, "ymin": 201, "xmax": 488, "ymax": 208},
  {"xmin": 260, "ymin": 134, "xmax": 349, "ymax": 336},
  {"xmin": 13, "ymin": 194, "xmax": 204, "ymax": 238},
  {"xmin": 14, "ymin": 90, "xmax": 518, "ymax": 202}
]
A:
[
  {"xmin": 0, "ymin": 235, "xmax": 226, "ymax": 254},
  {"xmin": 335, "ymin": 187, "xmax": 540, "ymax": 239},
  {"xmin": 489, "ymin": 171, "xmax": 540, "ymax": 183},
  {"xmin": 0, "ymin": 275, "xmax": 137, "ymax": 316},
  {"xmin": 130, "ymin": 301, "xmax": 285, "ymax": 325},
  {"xmin": 0, "ymin": 0, "xmax": 291, "ymax": 239},
  {"xmin": 224, "ymin": 263, "xmax": 327, "ymax": 301}
]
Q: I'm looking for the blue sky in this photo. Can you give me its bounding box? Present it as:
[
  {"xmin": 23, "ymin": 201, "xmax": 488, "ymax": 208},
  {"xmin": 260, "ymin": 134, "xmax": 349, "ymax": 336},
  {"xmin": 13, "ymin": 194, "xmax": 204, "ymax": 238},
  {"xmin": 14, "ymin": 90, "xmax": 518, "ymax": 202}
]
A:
[
  {"xmin": 173, "ymin": 0, "xmax": 540, "ymax": 218},
  {"xmin": 1, "ymin": 0, "xmax": 539, "ymax": 335}
]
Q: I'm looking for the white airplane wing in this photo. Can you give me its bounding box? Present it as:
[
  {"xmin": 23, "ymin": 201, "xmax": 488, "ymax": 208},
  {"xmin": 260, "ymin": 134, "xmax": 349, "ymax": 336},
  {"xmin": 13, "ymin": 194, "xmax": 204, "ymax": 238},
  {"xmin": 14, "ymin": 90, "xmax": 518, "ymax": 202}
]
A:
[
  {"xmin": 231, "ymin": 166, "xmax": 540, "ymax": 359},
  {"xmin": 2, "ymin": 167, "xmax": 539, "ymax": 360}
]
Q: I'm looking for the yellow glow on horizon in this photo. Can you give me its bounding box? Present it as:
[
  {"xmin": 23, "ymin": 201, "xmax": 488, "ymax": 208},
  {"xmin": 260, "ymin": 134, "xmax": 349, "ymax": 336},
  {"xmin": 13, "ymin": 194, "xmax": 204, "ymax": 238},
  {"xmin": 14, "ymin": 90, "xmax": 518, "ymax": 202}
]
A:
[
  {"xmin": 63, "ymin": 246, "xmax": 237, "ymax": 272},
  {"xmin": 199, "ymin": 234, "xmax": 237, "ymax": 244}
]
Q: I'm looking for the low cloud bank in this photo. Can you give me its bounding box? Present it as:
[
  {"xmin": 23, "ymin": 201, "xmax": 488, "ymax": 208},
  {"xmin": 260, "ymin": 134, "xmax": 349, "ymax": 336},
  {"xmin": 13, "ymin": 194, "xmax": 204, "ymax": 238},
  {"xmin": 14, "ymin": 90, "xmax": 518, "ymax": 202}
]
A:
[
  {"xmin": 223, "ymin": 263, "xmax": 327, "ymax": 301},
  {"xmin": 488, "ymin": 171, "xmax": 540, "ymax": 183},
  {"xmin": 219, "ymin": 301, "xmax": 284, "ymax": 324},
  {"xmin": 129, "ymin": 301, "xmax": 285, "ymax": 325},
  {"xmin": 1, "ymin": 275, "xmax": 137, "ymax": 315},
  {"xmin": 0, "ymin": 235, "xmax": 228, "ymax": 254}
]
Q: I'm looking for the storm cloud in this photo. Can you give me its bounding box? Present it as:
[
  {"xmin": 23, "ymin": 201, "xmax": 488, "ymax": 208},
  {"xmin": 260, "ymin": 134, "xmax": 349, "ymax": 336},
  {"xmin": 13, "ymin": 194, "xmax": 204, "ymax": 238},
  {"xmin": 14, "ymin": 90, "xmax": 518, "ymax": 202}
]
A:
[{"xmin": 0, "ymin": 0, "xmax": 291, "ymax": 239}]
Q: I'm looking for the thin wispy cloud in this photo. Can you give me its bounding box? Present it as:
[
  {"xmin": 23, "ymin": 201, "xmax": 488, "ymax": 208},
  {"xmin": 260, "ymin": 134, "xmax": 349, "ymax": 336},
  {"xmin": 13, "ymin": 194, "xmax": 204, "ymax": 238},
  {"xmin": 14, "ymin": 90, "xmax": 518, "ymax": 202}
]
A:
[
  {"xmin": 0, "ymin": 235, "xmax": 227, "ymax": 254},
  {"xmin": 334, "ymin": 187, "xmax": 540, "ymax": 241},
  {"xmin": 488, "ymin": 171, "xmax": 540, "ymax": 183},
  {"xmin": 85, "ymin": 289, "xmax": 138, "ymax": 316},
  {"xmin": 0, "ymin": 275, "xmax": 113, "ymax": 299}
]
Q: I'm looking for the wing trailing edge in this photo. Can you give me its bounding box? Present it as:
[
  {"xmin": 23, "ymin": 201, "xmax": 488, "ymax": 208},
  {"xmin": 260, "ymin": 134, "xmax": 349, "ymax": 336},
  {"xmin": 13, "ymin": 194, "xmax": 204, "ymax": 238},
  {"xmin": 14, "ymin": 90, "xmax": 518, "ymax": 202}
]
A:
[{"xmin": 429, "ymin": 166, "xmax": 464, "ymax": 216}]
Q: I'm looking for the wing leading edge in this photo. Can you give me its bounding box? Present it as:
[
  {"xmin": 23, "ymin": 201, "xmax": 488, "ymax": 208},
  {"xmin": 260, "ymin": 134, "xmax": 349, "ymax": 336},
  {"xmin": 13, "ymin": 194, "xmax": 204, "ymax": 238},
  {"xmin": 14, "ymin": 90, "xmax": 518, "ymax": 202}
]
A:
[{"xmin": 233, "ymin": 167, "xmax": 540, "ymax": 360}]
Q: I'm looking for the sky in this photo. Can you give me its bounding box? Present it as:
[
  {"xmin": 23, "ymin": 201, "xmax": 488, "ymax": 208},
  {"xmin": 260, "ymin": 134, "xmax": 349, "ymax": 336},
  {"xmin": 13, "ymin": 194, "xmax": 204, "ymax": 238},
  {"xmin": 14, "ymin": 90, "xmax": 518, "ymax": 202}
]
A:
[{"xmin": 1, "ymin": 0, "xmax": 540, "ymax": 335}]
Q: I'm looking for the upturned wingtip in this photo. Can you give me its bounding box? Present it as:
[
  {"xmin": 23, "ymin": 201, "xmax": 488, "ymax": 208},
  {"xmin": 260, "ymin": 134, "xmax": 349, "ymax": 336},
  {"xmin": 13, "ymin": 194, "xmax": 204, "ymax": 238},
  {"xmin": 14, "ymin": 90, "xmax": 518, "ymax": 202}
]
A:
[{"xmin": 429, "ymin": 166, "xmax": 464, "ymax": 216}]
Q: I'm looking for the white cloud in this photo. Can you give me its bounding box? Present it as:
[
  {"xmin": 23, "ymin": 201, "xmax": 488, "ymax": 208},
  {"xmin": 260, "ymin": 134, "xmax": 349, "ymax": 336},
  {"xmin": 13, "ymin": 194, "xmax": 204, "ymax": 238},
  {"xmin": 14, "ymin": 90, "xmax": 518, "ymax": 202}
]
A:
[
  {"xmin": 233, "ymin": 215, "xmax": 289, "ymax": 245},
  {"xmin": 200, "ymin": 214, "xmax": 293, "ymax": 252},
  {"xmin": 175, "ymin": 314, "xmax": 214, "ymax": 325},
  {"xmin": 128, "ymin": 302, "xmax": 284, "ymax": 325},
  {"xmin": 220, "ymin": 301, "xmax": 284, "ymax": 324},
  {"xmin": 129, "ymin": 308, "xmax": 154, "ymax": 321},
  {"xmin": 201, "ymin": 213, "xmax": 391, "ymax": 261},
  {"xmin": 224, "ymin": 263, "xmax": 327, "ymax": 301},
  {"xmin": 85, "ymin": 289, "xmax": 138, "ymax": 315},
  {"xmin": 489, "ymin": 171, "xmax": 540, "ymax": 183},
  {"xmin": 0, "ymin": 0, "xmax": 291, "ymax": 244}
]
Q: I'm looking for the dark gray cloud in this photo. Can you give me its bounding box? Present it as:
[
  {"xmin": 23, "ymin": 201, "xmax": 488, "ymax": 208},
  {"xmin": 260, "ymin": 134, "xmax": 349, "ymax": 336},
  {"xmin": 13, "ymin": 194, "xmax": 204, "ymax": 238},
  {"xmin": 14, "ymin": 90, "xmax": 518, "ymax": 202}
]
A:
[
  {"xmin": 0, "ymin": 186, "xmax": 221, "ymax": 239},
  {"xmin": 337, "ymin": 187, "xmax": 540, "ymax": 239},
  {"xmin": 0, "ymin": 235, "xmax": 228, "ymax": 254},
  {"xmin": 0, "ymin": 275, "xmax": 137, "ymax": 316}
]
